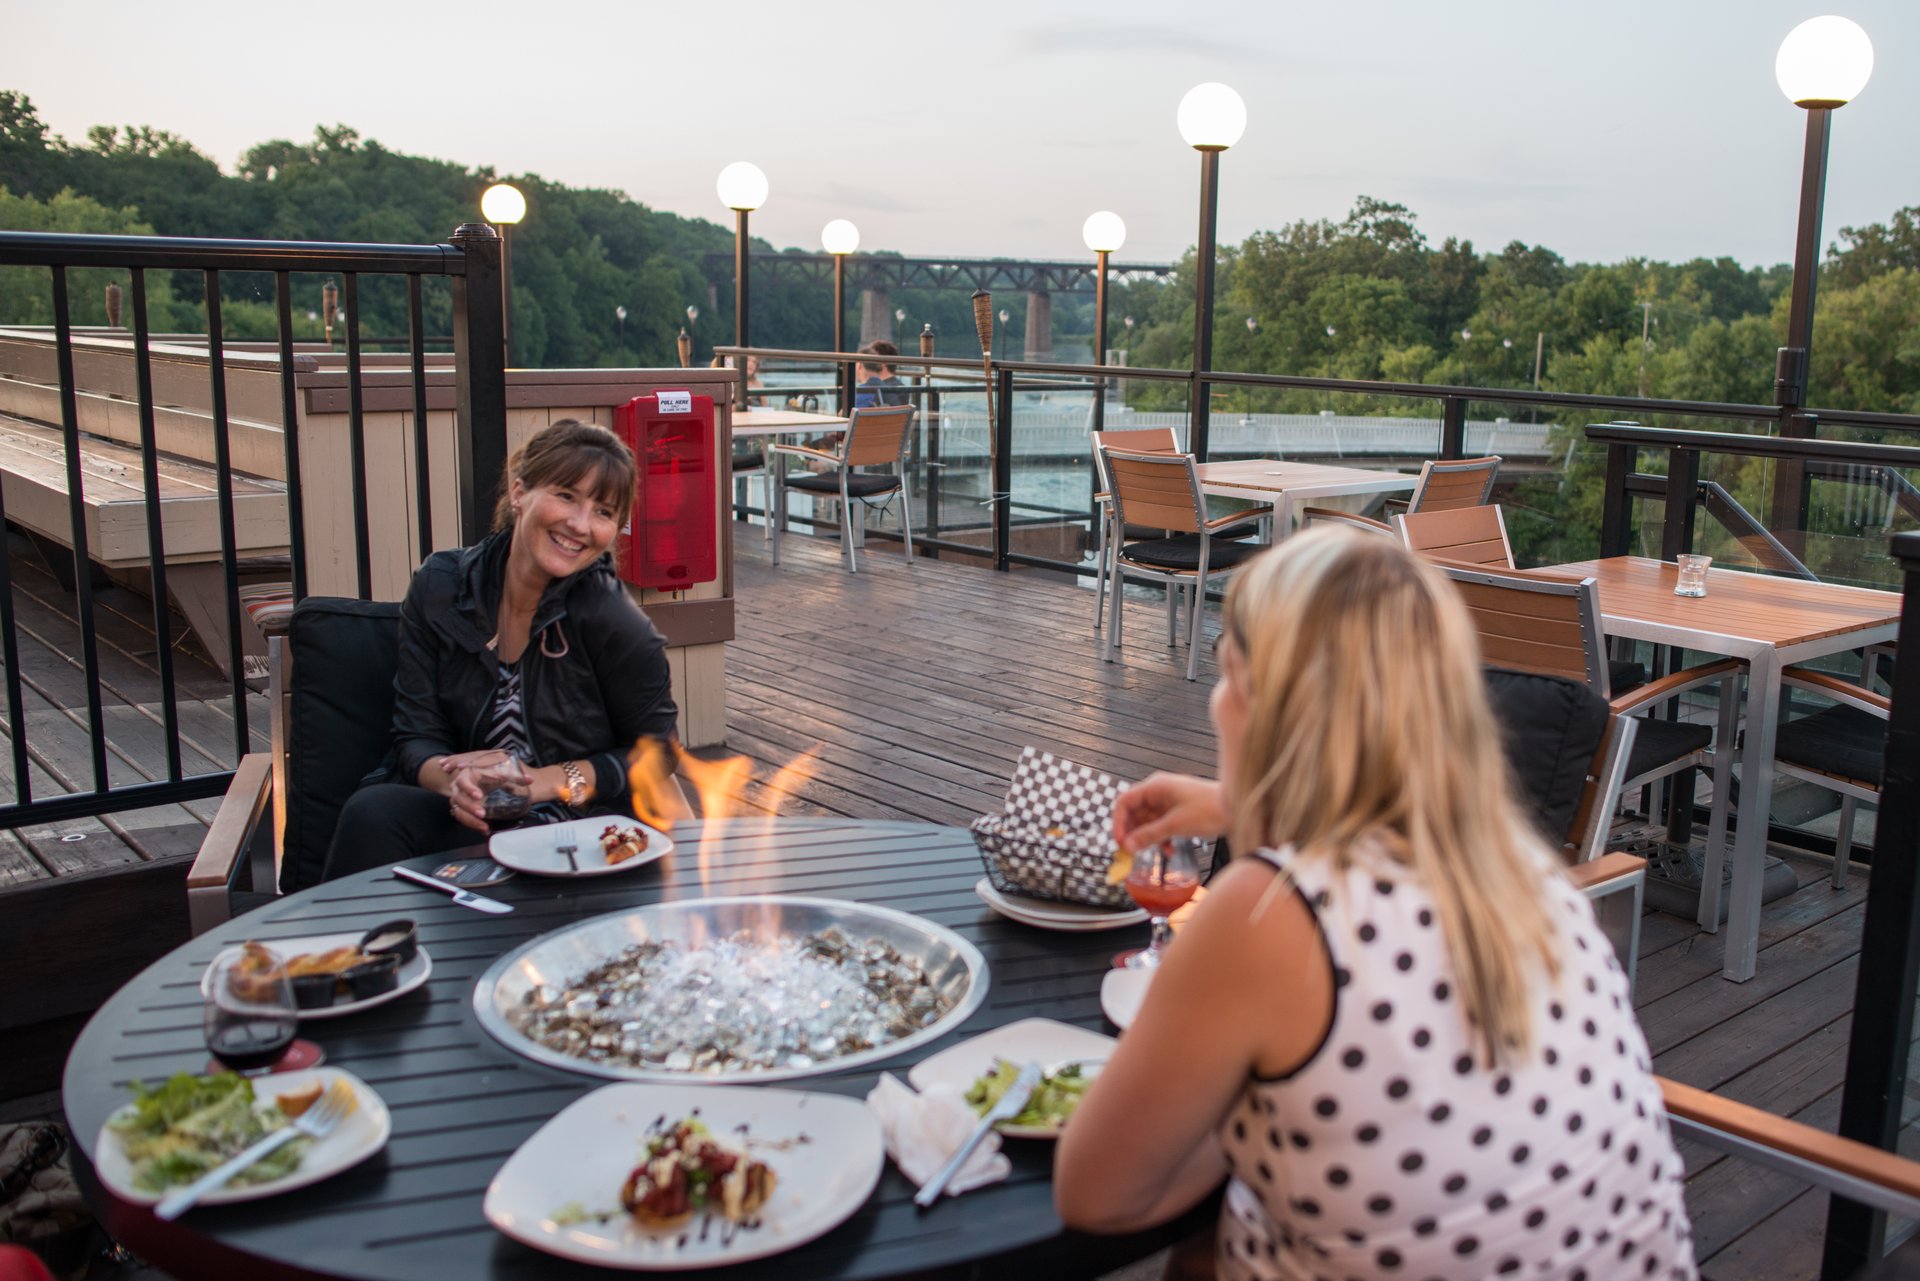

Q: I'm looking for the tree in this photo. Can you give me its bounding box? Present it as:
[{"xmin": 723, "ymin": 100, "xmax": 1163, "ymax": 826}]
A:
[
  {"xmin": 1826, "ymin": 207, "xmax": 1920, "ymax": 289},
  {"xmin": 0, "ymin": 186, "xmax": 180, "ymax": 325}
]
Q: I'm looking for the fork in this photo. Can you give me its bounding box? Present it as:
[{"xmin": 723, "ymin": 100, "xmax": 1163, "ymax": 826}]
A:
[
  {"xmin": 554, "ymin": 828, "xmax": 579, "ymax": 873},
  {"xmin": 154, "ymin": 1077, "xmax": 356, "ymax": 1220}
]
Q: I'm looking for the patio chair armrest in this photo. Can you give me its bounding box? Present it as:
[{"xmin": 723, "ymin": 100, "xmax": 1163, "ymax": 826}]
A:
[
  {"xmin": 1658, "ymin": 1076, "xmax": 1920, "ymax": 1212},
  {"xmin": 1783, "ymin": 667, "xmax": 1891, "ymax": 717},
  {"xmin": 1566, "ymin": 851, "xmax": 1645, "ymax": 888},
  {"xmin": 767, "ymin": 443, "xmax": 841, "ymax": 464},
  {"xmin": 1205, "ymin": 506, "xmax": 1273, "ymax": 532},
  {"xmin": 1611, "ymin": 657, "xmax": 1744, "ymax": 716},
  {"xmin": 186, "ymin": 752, "xmax": 273, "ymax": 936}
]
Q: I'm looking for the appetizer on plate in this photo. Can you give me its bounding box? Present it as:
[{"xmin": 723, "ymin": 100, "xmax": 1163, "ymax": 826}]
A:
[
  {"xmin": 600, "ymin": 824, "xmax": 651, "ymax": 866},
  {"xmin": 618, "ymin": 1117, "xmax": 776, "ymax": 1231},
  {"xmin": 105, "ymin": 1073, "xmax": 317, "ymax": 1193},
  {"xmin": 965, "ymin": 1058, "xmax": 1093, "ymax": 1131}
]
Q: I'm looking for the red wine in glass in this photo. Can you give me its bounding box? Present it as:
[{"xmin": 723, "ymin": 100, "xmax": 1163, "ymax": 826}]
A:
[
  {"xmin": 474, "ymin": 754, "xmax": 533, "ymax": 829},
  {"xmin": 204, "ymin": 948, "xmax": 302, "ymax": 1074},
  {"xmin": 208, "ymin": 1018, "xmax": 298, "ymax": 1073}
]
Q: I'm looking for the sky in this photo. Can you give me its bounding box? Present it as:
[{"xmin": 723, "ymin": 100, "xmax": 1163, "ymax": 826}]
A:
[{"xmin": 4, "ymin": 0, "xmax": 1917, "ymax": 270}]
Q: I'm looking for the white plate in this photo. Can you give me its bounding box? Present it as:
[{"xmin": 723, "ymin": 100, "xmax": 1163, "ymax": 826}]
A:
[
  {"xmin": 974, "ymin": 878, "xmax": 1146, "ymax": 931},
  {"xmin": 908, "ymin": 1017, "xmax": 1115, "ymax": 1139},
  {"xmin": 485, "ymin": 1084, "xmax": 883, "ymax": 1270},
  {"xmin": 1100, "ymin": 966, "xmax": 1154, "ymax": 1031},
  {"xmin": 489, "ymin": 816, "xmax": 673, "ymax": 877},
  {"xmin": 200, "ymin": 933, "xmax": 432, "ymax": 1021},
  {"xmin": 95, "ymin": 1067, "xmax": 390, "ymax": 1206}
]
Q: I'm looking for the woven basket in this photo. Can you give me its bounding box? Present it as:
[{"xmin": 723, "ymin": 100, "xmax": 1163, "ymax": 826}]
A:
[{"xmin": 969, "ymin": 814, "xmax": 1131, "ymax": 909}]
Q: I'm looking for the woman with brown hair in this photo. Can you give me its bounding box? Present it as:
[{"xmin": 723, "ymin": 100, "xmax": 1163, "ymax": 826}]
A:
[
  {"xmin": 321, "ymin": 419, "xmax": 688, "ymax": 879},
  {"xmin": 1055, "ymin": 529, "xmax": 1693, "ymax": 1279}
]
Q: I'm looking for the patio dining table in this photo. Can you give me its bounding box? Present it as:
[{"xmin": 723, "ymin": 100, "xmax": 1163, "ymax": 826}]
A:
[
  {"xmin": 61, "ymin": 818, "xmax": 1200, "ymax": 1281},
  {"xmin": 1194, "ymin": 459, "xmax": 1416, "ymax": 534}
]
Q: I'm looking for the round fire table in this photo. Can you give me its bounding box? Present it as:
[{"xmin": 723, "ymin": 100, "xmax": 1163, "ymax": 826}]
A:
[{"xmin": 63, "ymin": 818, "xmax": 1205, "ymax": 1280}]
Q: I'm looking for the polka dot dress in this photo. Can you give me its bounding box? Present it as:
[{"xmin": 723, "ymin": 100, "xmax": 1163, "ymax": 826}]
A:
[{"xmin": 1215, "ymin": 846, "xmax": 1695, "ymax": 1281}]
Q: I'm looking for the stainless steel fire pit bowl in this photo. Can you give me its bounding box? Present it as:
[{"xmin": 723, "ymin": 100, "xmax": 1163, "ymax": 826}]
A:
[{"xmin": 472, "ymin": 895, "xmax": 989, "ymax": 1083}]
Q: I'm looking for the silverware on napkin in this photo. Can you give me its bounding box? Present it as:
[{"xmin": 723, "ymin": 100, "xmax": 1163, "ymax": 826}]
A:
[
  {"xmin": 914, "ymin": 1061, "xmax": 1041, "ymax": 1208},
  {"xmin": 391, "ymin": 865, "xmax": 513, "ymax": 914}
]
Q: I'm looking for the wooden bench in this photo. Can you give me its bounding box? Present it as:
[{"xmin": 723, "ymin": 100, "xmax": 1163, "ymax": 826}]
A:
[{"xmin": 0, "ymin": 412, "xmax": 289, "ymax": 678}]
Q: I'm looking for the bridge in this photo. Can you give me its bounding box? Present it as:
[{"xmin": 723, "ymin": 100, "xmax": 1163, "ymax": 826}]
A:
[{"xmin": 704, "ymin": 252, "xmax": 1176, "ymax": 356}]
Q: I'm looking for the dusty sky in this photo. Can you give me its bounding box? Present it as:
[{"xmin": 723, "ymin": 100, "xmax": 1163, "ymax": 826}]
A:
[{"xmin": 4, "ymin": 0, "xmax": 1916, "ymax": 268}]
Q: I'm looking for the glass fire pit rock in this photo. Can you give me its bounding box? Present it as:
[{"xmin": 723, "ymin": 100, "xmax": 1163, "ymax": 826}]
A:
[{"xmin": 472, "ymin": 896, "xmax": 988, "ymax": 1083}]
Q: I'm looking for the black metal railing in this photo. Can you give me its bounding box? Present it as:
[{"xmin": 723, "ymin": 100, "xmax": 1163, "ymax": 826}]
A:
[{"xmin": 0, "ymin": 228, "xmax": 507, "ymax": 829}]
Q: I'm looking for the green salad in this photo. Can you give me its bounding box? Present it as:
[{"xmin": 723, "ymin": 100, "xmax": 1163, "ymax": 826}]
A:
[
  {"xmin": 964, "ymin": 1058, "xmax": 1094, "ymax": 1130},
  {"xmin": 106, "ymin": 1072, "xmax": 308, "ymax": 1193}
]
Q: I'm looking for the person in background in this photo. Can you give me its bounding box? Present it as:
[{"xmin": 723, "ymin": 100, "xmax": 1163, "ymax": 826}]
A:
[
  {"xmin": 1055, "ymin": 530, "xmax": 1694, "ymax": 1281},
  {"xmin": 853, "ymin": 339, "xmax": 907, "ymax": 408},
  {"xmin": 320, "ymin": 420, "xmax": 690, "ymax": 879}
]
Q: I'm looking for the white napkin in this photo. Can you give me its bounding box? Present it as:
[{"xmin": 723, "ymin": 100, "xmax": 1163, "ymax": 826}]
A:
[{"xmin": 864, "ymin": 1072, "xmax": 1011, "ymax": 1197}]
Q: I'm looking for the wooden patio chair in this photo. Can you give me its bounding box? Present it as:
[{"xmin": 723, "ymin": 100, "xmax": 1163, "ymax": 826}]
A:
[
  {"xmin": 1100, "ymin": 446, "xmax": 1271, "ymax": 681},
  {"xmin": 1299, "ymin": 507, "xmax": 1395, "ymax": 538},
  {"xmin": 188, "ymin": 597, "xmax": 402, "ymax": 932},
  {"xmin": 1089, "ymin": 427, "xmax": 1181, "ymax": 632},
  {"xmin": 768, "ymin": 404, "xmax": 916, "ymax": 574},
  {"xmin": 1384, "ymin": 454, "xmax": 1502, "ymax": 516},
  {"xmin": 1394, "ymin": 503, "xmax": 1514, "ymax": 568},
  {"xmin": 1440, "ymin": 564, "xmax": 1741, "ymax": 873},
  {"xmin": 1772, "ymin": 667, "xmax": 1888, "ymax": 887}
]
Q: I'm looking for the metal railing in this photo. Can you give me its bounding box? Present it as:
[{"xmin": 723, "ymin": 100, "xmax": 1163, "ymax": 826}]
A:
[{"xmin": 0, "ymin": 228, "xmax": 507, "ymax": 829}]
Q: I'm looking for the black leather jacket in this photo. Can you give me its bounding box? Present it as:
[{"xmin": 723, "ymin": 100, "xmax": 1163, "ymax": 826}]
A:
[{"xmin": 389, "ymin": 530, "xmax": 678, "ymax": 808}]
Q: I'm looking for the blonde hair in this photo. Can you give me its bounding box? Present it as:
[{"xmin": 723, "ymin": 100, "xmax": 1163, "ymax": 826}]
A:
[{"xmin": 1222, "ymin": 528, "xmax": 1561, "ymax": 1065}]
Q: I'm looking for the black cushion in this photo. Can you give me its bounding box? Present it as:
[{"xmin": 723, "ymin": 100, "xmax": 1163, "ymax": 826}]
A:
[
  {"xmin": 1776, "ymin": 703, "xmax": 1886, "ymax": 786},
  {"xmin": 1484, "ymin": 667, "xmax": 1610, "ymax": 847},
  {"xmin": 1120, "ymin": 535, "xmax": 1266, "ymax": 572},
  {"xmin": 732, "ymin": 449, "xmax": 765, "ymax": 472},
  {"xmin": 1120, "ymin": 522, "xmax": 1255, "ymax": 543},
  {"xmin": 281, "ymin": 597, "xmax": 402, "ymax": 894},
  {"xmin": 784, "ymin": 471, "xmax": 902, "ymax": 498},
  {"xmin": 1608, "ymin": 659, "xmax": 1646, "ymax": 693},
  {"xmin": 1626, "ymin": 715, "xmax": 1712, "ymax": 781}
]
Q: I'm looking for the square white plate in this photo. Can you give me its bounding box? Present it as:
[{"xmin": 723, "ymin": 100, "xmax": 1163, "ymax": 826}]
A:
[
  {"xmin": 484, "ymin": 1083, "xmax": 883, "ymax": 1270},
  {"xmin": 95, "ymin": 1067, "xmax": 389, "ymax": 1206},
  {"xmin": 199, "ymin": 932, "xmax": 431, "ymax": 1020},
  {"xmin": 489, "ymin": 816, "xmax": 673, "ymax": 877},
  {"xmin": 908, "ymin": 1018, "xmax": 1115, "ymax": 1139}
]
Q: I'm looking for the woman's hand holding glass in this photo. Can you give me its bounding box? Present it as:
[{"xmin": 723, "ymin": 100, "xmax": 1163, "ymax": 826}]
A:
[{"xmin": 1112, "ymin": 773, "xmax": 1227, "ymax": 854}]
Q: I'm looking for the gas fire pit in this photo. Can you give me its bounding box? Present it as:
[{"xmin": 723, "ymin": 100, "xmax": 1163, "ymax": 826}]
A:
[{"xmin": 472, "ymin": 896, "xmax": 988, "ymax": 1083}]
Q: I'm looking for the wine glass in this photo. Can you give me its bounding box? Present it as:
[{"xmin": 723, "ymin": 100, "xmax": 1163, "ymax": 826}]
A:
[
  {"xmin": 1118, "ymin": 838, "xmax": 1203, "ymax": 970},
  {"xmin": 472, "ymin": 753, "xmax": 532, "ymax": 829},
  {"xmin": 204, "ymin": 948, "xmax": 299, "ymax": 1074}
]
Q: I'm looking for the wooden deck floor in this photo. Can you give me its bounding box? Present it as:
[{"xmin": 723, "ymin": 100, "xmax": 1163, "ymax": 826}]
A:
[{"xmin": 2, "ymin": 521, "xmax": 1878, "ymax": 1278}]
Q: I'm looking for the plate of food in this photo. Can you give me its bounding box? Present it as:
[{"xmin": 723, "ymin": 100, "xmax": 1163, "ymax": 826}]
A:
[
  {"xmin": 484, "ymin": 1083, "xmax": 883, "ymax": 1270},
  {"xmin": 908, "ymin": 1018, "xmax": 1115, "ymax": 1138},
  {"xmin": 489, "ymin": 816, "xmax": 673, "ymax": 878},
  {"xmin": 973, "ymin": 879, "xmax": 1147, "ymax": 931},
  {"xmin": 93, "ymin": 1067, "xmax": 389, "ymax": 1206},
  {"xmin": 200, "ymin": 925, "xmax": 430, "ymax": 1020}
]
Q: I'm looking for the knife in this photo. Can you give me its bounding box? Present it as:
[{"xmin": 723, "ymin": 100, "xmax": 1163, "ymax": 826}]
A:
[
  {"xmin": 914, "ymin": 1061, "xmax": 1042, "ymax": 1208},
  {"xmin": 391, "ymin": 865, "xmax": 514, "ymax": 914}
]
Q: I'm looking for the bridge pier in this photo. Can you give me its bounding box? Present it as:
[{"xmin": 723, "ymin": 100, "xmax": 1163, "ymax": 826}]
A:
[
  {"xmin": 1024, "ymin": 289, "xmax": 1052, "ymax": 361},
  {"xmin": 859, "ymin": 287, "xmax": 891, "ymax": 349}
]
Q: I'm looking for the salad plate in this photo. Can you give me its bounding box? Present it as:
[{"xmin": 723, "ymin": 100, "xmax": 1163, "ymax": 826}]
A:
[
  {"xmin": 94, "ymin": 1067, "xmax": 389, "ymax": 1206},
  {"xmin": 908, "ymin": 1018, "xmax": 1115, "ymax": 1139},
  {"xmin": 490, "ymin": 816, "xmax": 673, "ymax": 878},
  {"xmin": 974, "ymin": 878, "xmax": 1146, "ymax": 931},
  {"xmin": 200, "ymin": 932, "xmax": 431, "ymax": 1021},
  {"xmin": 484, "ymin": 1083, "xmax": 883, "ymax": 1270}
]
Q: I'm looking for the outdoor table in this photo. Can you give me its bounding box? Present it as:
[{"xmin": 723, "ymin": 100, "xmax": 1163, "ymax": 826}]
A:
[
  {"xmin": 1539, "ymin": 556, "xmax": 1900, "ymax": 982},
  {"xmin": 732, "ymin": 408, "xmax": 849, "ymax": 439},
  {"xmin": 1194, "ymin": 459, "xmax": 1415, "ymax": 535},
  {"xmin": 62, "ymin": 818, "xmax": 1201, "ymax": 1281}
]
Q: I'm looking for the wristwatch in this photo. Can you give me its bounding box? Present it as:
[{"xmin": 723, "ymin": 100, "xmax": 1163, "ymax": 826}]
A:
[{"xmin": 560, "ymin": 760, "xmax": 590, "ymax": 807}]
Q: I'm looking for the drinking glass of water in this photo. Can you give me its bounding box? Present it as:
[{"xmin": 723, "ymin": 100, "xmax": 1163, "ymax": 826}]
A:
[{"xmin": 1674, "ymin": 554, "xmax": 1712, "ymax": 598}]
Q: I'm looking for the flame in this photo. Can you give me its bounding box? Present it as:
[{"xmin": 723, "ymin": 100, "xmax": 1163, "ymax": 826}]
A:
[{"xmin": 628, "ymin": 739, "xmax": 821, "ymax": 896}]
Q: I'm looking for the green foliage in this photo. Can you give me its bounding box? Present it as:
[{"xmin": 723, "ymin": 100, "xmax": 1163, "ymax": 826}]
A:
[{"xmin": 0, "ymin": 185, "xmax": 182, "ymax": 326}]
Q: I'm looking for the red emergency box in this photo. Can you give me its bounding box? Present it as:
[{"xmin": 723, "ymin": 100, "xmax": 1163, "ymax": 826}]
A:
[{"xmin": 613, "ymin": 391, "xmax": 717, "ymax": 590}]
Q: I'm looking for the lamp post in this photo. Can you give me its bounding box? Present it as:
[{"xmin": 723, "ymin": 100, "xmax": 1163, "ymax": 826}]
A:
[
  {"xmin": 615, "ymin": 305, "xmax": 627, "ymax": 347},
  {"xmin": 1177, "ymin": 82, "xmax": 1247, "ymax": 460},
  {"xmin": 997, "ymin": 308, "xmax": 1009, "ymax": 360},
  {"xmin": 1460, "ymin": 328, "xmax": 1472, "ymax": 389},
  {"xmin": 1082, "ymin": 210, "xmax": 1125, "ymax": 432},
  {"xmin": 1767, "ymin": 16, "xmax": 1873, "ymax": 533},
  {"xmin": 716, "ymin": 162, "xmax": 768, "ymax": 356},
  {"xmin": 322, "ymin": 279, "xmax": 338, "ymax": 348},
  {"xmin": 894, "ymin": 307, "xmax": 907, "ymax": 349},
  {"xmin": 822, "ymin": 219, "xmax": 859, "ymax": 353},
  {"xmin": 480, "ymin": 182, "xmax": 526, "ymax": 366}
]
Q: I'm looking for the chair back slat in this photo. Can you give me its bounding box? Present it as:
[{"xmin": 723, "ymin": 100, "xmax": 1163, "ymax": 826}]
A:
[
  {"xmin": 843, "ymin": 405, "xmax": 915, "ymax": 467},
  {"xmin": 1409, "ymin": 455, "xmax": 1501, "ymax": 512},
  {"xmin": 1091, "ymin": 428, "xmax": 1180, "ymax": 494},
  {"xmin": 1105, "ymin": 448, "xmax": 1202, "ymax": 533},
  {"xmin": 1440, "ymin": 565, "xmax": 1608, "ymax": 694},
  {"xmin": 1397, "ymin": 505, "xmax": 1514, "ymax": 568},
  {"xmin": 1301, "ymin": 507, "xmax": 1395, "ymax": 538}
]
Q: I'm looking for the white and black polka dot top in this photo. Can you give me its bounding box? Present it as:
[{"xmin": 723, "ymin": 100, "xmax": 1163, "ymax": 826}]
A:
[{"xmin": 1215, "ymin": 845, "xmax": 1695, "ymax": 1281}]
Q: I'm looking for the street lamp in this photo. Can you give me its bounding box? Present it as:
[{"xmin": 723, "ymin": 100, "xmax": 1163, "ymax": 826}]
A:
[
  {"xmin": 615, "ymin": 304, "xmax": 627, "ymax": 346},
  {"xmin": 1082, "ymin": 210, "xmax": 1125, "ymax": 432},
  {"xmin": 322, "ymin": 279, "xmax": 338, "ymax": 348},
  {"xmin": 997, "ymin": 308, "xmax": 1010, "ymax": 360},
  {"xmin": 895, "ymin": 307, "xmax": 907, "ymax": 348},
  {"xmin": 822, "ymin": 219, "xmax": 859, "ymax": 354},
  {"xmin": 1177, "ymin": 82, "xmax": 1246, "ymax": 460},
  {"xmin": 1460, "ymin": 328, "xmax": 1473, "ymax": 388},
  {"xmin": 480, "ymin": 182, "xmax": 526, "ymax": 365},
  {"xmin": 716, "ymin": 162, "xmax": 768, "ymax": 354}
]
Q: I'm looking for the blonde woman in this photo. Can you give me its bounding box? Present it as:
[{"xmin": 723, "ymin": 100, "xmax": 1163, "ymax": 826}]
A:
[{"xmin": 1055, "ymin": 530, "xmax": 1693, "ymax": 1280}]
